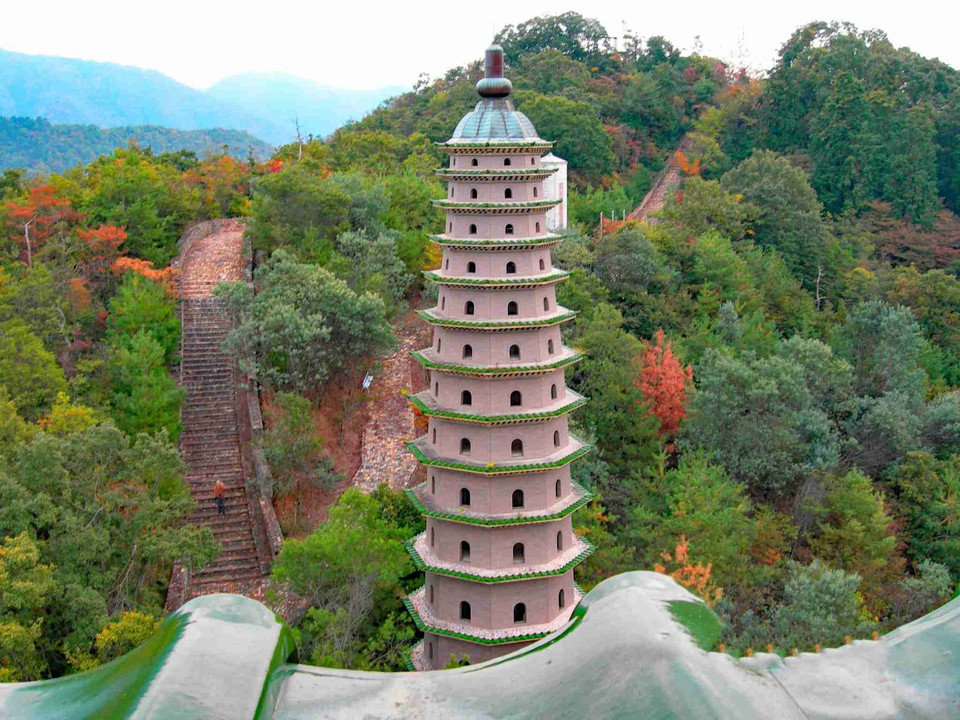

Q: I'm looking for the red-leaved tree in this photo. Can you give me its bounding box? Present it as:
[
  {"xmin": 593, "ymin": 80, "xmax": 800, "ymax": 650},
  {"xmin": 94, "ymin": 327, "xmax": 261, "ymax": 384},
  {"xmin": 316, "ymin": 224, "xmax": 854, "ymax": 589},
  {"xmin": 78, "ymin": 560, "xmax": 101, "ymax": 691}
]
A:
[{"xmin": 635, "ymin": 329, "xmax": 693, "ymax": 438}]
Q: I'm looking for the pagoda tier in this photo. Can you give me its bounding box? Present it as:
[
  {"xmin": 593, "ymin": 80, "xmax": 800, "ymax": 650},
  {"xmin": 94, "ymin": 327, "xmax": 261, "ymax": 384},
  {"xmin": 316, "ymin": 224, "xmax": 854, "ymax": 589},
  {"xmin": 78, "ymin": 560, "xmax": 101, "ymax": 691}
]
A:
[{"xmin": 405, "ymin": 44, "xmax": 589, "ymax": 671}]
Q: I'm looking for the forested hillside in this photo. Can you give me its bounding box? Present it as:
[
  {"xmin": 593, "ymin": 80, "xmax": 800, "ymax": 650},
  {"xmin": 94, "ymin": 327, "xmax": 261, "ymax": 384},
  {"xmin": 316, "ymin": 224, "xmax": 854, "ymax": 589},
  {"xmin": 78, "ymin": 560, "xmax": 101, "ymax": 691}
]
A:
[
  {"xmin": 0, "ymin": 117, "xmax": 274, "ymax": 173},
  {"xmin": 0, "ymin": 13, "xmax": 958, "ymax": 680}
]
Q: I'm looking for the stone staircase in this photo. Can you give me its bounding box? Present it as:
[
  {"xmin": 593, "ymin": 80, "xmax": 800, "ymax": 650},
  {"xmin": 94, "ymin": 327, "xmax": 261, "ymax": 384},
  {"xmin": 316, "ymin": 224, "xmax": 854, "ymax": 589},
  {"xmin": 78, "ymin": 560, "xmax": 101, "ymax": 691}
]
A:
[{"xmin": 179, "ymin": 294, "xmax": 266, "ymax": 595}]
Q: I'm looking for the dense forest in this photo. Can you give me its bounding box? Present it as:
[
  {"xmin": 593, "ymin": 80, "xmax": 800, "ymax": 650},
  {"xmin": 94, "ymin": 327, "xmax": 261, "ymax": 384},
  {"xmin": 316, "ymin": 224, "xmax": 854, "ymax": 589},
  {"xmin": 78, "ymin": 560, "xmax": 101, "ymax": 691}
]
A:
[
  {"xmin": 0, "ymin": 117, "xmax": 273, "ymax": 173},
  {"xmin": 0, "ymin": 14, "xmax": 958, "ymax": 680}
]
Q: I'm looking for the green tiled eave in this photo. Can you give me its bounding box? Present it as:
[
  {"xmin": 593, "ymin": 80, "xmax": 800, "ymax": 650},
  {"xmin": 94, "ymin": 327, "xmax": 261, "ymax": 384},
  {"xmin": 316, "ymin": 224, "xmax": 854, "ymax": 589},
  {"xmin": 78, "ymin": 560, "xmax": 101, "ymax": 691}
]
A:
[
  {"xmin": 416, "ymin": 310, "xmax": 577, "ymax": 330},
  {"xmin": 422, "ymin": 270, "xmax": 569, "ymax": 287},
  {"xmin": 411, "ymin": 350, "xmax": 583, "ymax": 377},
  {"xmin": 402, "ymin": 593, "xmax": 551, "ymax": 646},
  {"xmin": 404, "ymin": 482, "xmax": 594, "ymax": 527},
  {"xmin": 433, "ymin": 198, "xmax": 562, "ymax": 211},
  {"xmin": 428, "ymin": 235, "xmax": 562, "ymax": 249},
  {"xmin": 408, "ymin": 394, "xmax": 587, "ymax": 425},
  {"xmin": 435, "ymin": 168, "xmax": 557, "ymax": 178},
  {"xmin": 405, "ymin": 439, "xmax": 592, "ymax": 475},
  {"xmin": 437, "ymin": 140, "xmax": 553, "ymax": 151},
  {"xmin": 404, "ymin": 538, "xmax": 595, "ymax": 583}
]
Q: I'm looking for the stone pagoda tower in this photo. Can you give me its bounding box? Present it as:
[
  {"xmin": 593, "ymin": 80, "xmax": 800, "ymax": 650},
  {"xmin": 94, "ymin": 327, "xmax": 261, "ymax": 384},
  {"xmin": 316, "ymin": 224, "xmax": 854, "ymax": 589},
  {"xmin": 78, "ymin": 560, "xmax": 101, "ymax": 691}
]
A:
[{"xmin": 403, "ymin": 45, "xmax": 593, "ymax": 670}]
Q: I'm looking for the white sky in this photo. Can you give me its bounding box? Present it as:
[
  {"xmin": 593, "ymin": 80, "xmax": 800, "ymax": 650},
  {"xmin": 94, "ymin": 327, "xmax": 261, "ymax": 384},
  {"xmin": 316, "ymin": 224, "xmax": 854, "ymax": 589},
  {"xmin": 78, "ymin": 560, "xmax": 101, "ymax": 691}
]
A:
[{"xmin": 0, "ymin": 1, "xmax": 956, "ymax": 90}]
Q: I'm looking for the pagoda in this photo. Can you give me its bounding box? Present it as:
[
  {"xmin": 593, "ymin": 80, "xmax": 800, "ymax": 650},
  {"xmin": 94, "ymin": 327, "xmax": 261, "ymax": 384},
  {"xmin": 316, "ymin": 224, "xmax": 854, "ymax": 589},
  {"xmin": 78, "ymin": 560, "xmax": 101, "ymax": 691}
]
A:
[{"xmin": 403, "ymin": 45, "xmax": 594, "ymax": 670}]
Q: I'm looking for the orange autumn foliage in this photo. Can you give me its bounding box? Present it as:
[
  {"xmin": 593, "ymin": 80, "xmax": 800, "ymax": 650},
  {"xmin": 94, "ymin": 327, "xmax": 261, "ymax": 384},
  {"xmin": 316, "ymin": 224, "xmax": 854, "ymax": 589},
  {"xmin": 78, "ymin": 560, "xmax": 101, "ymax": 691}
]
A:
[
  {"xmin": 4, "ymin": 185, "xmax": 79, "ymax": 263},
  {"xmin": 66, "ymin": 278, "xmax": 92, "ymax": 312},
  {"xmin": 110, "ymin": 257, "xmax": 180, "ymax": 296},
  {"xmin": 635, "ymin": 329, "xmax": 692, "ymax": 438},
  {"xmin": 654, "ymin": 535, "xmax": 722, "ymax": 605},
  {"xmin": 674, "ymin": 151, "xmax": 702, "ymax": 177}
]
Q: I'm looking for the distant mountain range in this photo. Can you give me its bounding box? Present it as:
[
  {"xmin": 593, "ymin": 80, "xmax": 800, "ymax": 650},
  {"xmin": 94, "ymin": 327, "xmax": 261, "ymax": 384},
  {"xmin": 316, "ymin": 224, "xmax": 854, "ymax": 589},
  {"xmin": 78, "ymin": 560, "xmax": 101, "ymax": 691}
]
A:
[
  {"xmin": 0, "ymin": 48, "xmax": 404, "ymax": 160},
  {"xmin": 0, "ymin": 116, "xmax": 274, "ymax": 173}
]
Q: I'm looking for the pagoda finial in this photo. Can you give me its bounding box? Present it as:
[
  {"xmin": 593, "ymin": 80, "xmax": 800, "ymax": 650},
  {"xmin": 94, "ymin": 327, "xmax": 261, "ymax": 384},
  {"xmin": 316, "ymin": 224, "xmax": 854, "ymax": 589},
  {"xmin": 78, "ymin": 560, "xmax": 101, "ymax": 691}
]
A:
[{"xmin": 476, "ymin": 44, "xmax": 512, "ymax": 98}]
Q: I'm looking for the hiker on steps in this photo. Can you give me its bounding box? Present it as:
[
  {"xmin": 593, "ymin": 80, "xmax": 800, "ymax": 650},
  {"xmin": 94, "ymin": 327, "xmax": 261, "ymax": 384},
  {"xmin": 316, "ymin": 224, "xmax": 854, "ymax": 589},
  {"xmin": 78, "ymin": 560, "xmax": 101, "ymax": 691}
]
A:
[{"xmin": 213, "ymin": 479, "xmax": 226, "ymax": 515}]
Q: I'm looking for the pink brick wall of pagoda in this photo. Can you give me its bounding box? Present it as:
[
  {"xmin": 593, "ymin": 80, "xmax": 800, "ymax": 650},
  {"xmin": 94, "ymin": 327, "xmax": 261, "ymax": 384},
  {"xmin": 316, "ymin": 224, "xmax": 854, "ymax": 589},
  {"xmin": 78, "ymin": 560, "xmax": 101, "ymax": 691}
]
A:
[
  {"xmin": 426, "ymin": 572, "xmax": 573, "ymax": 626},
  {"xmin": 425, "ymin": 466, "xmax": 572, "ymax": 515}
]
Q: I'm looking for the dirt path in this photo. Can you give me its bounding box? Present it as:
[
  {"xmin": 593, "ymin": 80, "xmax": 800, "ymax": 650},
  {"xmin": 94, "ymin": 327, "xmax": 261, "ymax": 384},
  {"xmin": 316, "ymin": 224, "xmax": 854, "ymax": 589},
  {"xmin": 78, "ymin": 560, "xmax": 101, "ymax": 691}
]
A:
[
  {"xmin": 352, "ymin": 312, "xmax": 431, "ymax": 493},
  {"xmin": 628, "ymin": 137, "xmax": 692, "ymax": 223}
]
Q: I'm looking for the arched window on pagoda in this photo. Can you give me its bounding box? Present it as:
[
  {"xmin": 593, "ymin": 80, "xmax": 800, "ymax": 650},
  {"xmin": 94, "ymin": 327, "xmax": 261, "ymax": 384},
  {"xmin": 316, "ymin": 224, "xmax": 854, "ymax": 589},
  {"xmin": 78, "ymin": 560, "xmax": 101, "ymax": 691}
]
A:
[
  {"xmin": 434, "ymin": 380, "xmax": 439, "ymax": 395},
  {"xmin": 471, "ymin": 158, "xmax": 478, "ymax": 166},
  {"xmin": 462, "ymin": 344, "xmax": 473, "ymax": 359},
  {"xmin": 431, "ymin": 527, "xmax": 435, "ymax": 546},
  {"xmin": 504, "ymin": 157, "xmax": 512, "ymax": 167},
  {"xmin": 460, "ymin": 600, "xmax": 472, "ymax": 620},
  {"xmin": 543, "ymin": 297, "xmax": 550, "ymax": 311},
  {"xmin": 450, "ymin": 187, "xmax": 454, "ymax": 198},
  {"xmin": 511, "ymin": 439, "xmax": 524, "ymax": 458},
  {"xmin": 551, "ymin": 383, "xmax": 558, "ymax": 400},
  {"xmin": 557, "ymin": 530, "xmax": 563, "ymax": 551},
  {"xmin": 509, "ymin": 344, "xmax": 521, "ymax": 360},
  {"xmin": 507, "ymin": 301, "xmax": 518, "ymax": 316},
  {"xmin": 460, "ymin": 438, "xmax": 471, "ymax": 455},
  {"xmin": 555, "ymin": 478, "xmax": 561, "ymax": 498},
  {"xmin": 506, "ymin": 261, "xmax": 516, "ymax": 274},
  {"xmin": 513, "ymin": 603, "xmax": 526, "ymax": 623},
  {"xmin": 461, "ymin": 390, "xmax": 472, "ymax": 406},
  {"xmin": 510, "ymin": 390, "xmax": 522, "ymax": 407},
  {"xmin": 467, "ymin": 261, "xmax": 476, "ymax": 273},
  {"xmin": 536, "ymin": 221, "xmax": 541, "ymax": 232},
  {"xmin": 547, "ymin": 339, "xmax": 555, "ymax": 354},
  {"xmin": 539, "ymin": 258, "xmax": 545, "ymax": 270},
  {"xmin": 504, "ymin": 223, "xmax": 515, "ymax": 235},
  {"xmin": 431, "ymin": 475, "xmax": 436, "ymax": 494},
  {"xmin": 504, "ymin": 188, "xmax": 512, "ymax": 199},
  {"xmin": 469, "ymin": 224, "xmax": 477, "ymax": 234},
  {"xmin": 432, "ymin": 428, "xmax": 437, "ymax": 444},
  {"xmin": 437, "ymin": 337, "xmax": 442, "ymax": 351},
  {"xmin": 512, "ymin": 488, "xmax": 524, "ymax": 506},
  {"xmin": 441, "ymin": 296, "xmax": 445, "ymax": 310},
  {"xmin": 429, "ymin": 584, "xmax": 434, "ymax": 603},
  {"xmin": 460, "ymin": 542, "xmax": 471, "ymax": 563},
  {"xmin": 533, "ymin": 186, "xmax": 538, "ymax": 198},
  {"xmin": 470, "ymin": 188, "xmax": 478, "ymax": 199},
  {"xmin": 558, "ymin": 589, "xmax": 565, "ymax": 608},
  {"xmin": 554, "ymin": 430, "xmax": 561, "ymax": 447},
  {"xmin": 513, "ymin": 542, "xmax": 525, "ymax": 563},
  {"xmin": 429, "ymin": 641, "xmax": 434, "ymax": 660},
  {"xmin": 460, "ymin": 487, "xmax": 471, "ymax": 506},
  {"xmin": 465, "ymin": 301, "xmax": 475, "ymax": 315}
]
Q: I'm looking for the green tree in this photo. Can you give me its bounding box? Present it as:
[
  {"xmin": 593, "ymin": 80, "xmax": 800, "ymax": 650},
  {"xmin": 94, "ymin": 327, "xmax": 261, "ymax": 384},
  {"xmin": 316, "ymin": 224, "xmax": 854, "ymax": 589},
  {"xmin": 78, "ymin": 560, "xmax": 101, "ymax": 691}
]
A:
[
  {"xmin": 0, "ymin": 320, "xmax": 67, "ymax": 420},
  {"xmin": 518, "ymin": 94, "xmax": 614, "ymax": 180},
  {"xmin": 888, "ymin": 452, "xmax": 960, "ymax": 577},
  {"xmin": 245, "ymin": 165, "xmax": 350, "ymax": 261},
  {"xmin": 658, "ymin": 178, "xmax": 753, "ymax": 242},
  {"xmin": 626, "ymin": 455, "xmax": 758, "ymax": 590},
  {"xmin": 770, "ymin": 560, "xmax": 873, "ymax": 650},
  {"xmin": 107, "ymin": 273, "xmax": 181, "ymax": 364},
  {"xmin": 0, "ymin": 532, "xmax": 54, "ymax": 682},
  {"xmin": 721, "ymin": 150, "xmax": 828, "ymax": 290},
  {"xmin": 830, "ymin": 301, "xmax": 926, "ymax": 403},
  {"xmin": 808, "ymin": 469, "xmax": 898, "ymax": 607},
  {"xmin": 568, "ymin": 304, "xmax": 661, "ymax": 485},
  {"xmin": 886, "ymin": 106, "xmax": 940, "ymax": 227},
  {"xmin": 109, "ymin": 331, "xmax": 184, "ymax": 440},
  {"xmin": 681, "ymin": 350, "xmax": 838, "ymax": 496},
  {"xmin": 217, "ymin": 250, "xmax": 395, "ymax": 394},
  {"xmin": 271, "ymin": 488, "xmax": 414, "ymax": 669}
]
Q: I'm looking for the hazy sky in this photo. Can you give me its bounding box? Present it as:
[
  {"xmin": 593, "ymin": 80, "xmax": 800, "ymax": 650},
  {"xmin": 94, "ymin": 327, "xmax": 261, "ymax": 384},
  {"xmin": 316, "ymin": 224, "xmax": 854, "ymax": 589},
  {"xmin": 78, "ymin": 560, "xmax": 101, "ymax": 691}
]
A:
[{"xmin": 1, "ymin": 1, "xmax": 956, "ymax": 90}]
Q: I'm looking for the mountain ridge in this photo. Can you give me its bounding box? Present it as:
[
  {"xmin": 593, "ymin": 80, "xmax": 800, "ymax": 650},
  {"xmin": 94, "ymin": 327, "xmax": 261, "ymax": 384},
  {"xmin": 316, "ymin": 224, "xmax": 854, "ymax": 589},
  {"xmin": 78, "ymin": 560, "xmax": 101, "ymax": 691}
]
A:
[{"xmin": 0, "ymin": 48, "xmax": 403, "ymax": 148}]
